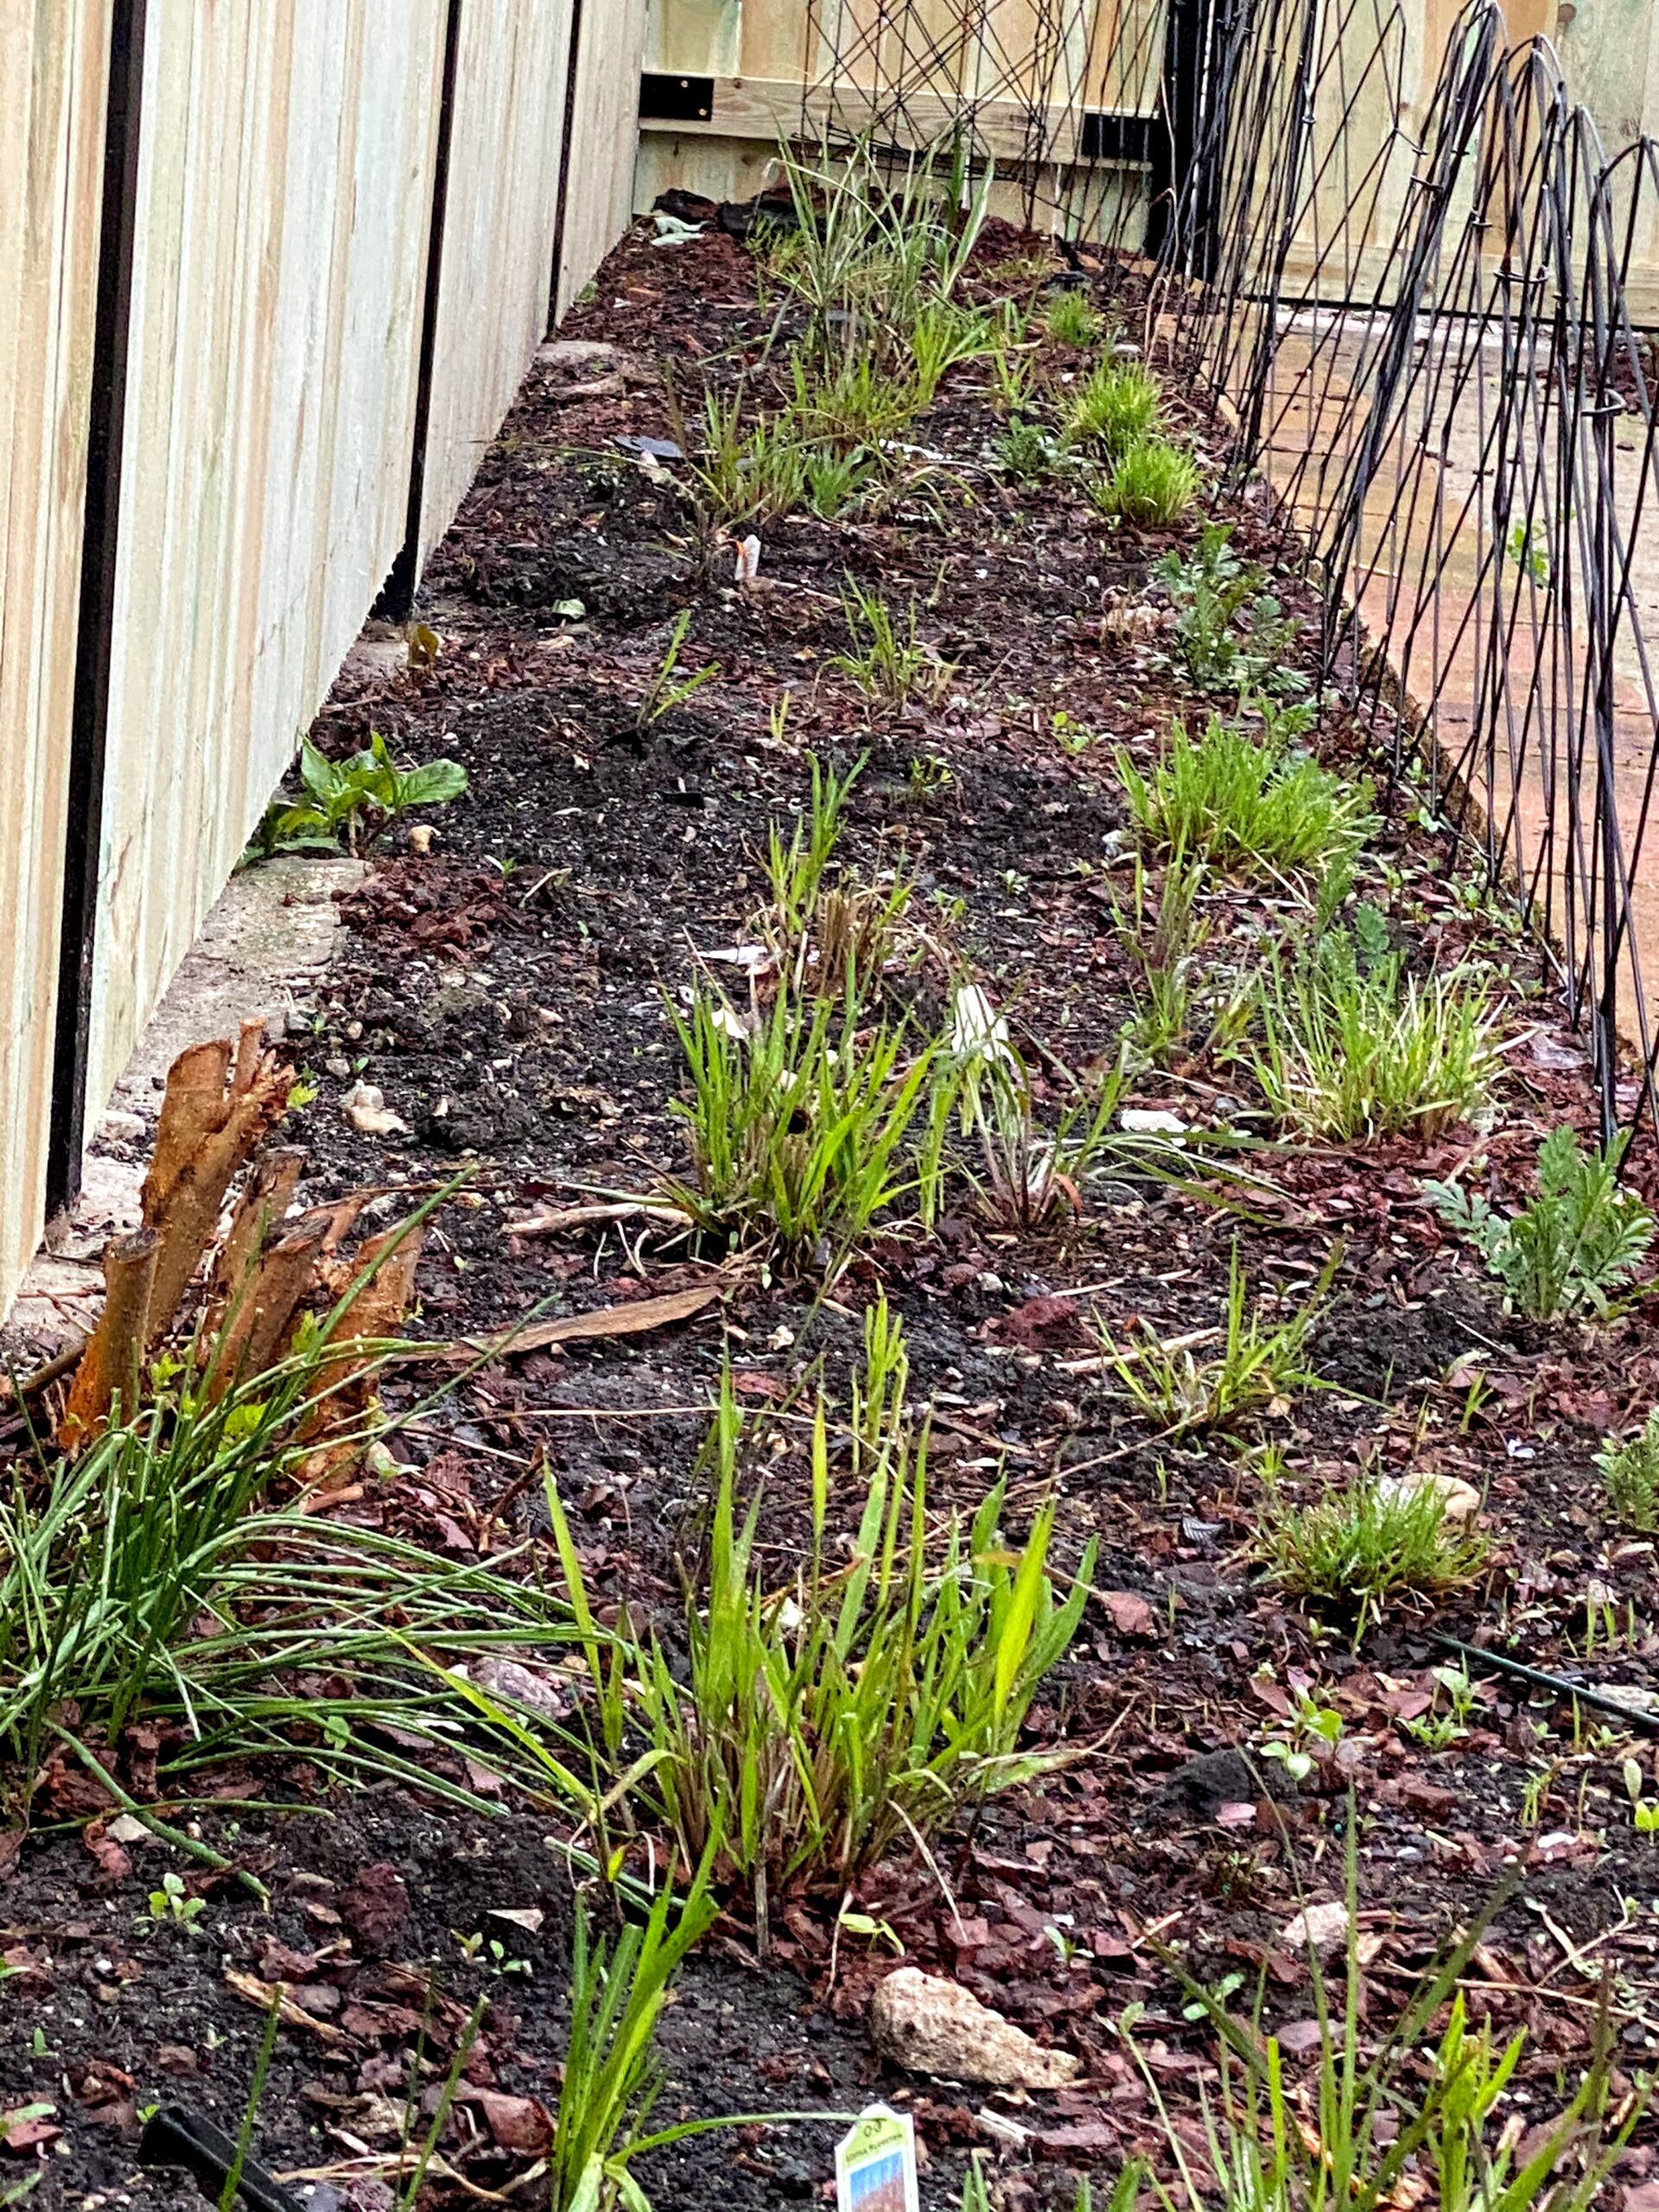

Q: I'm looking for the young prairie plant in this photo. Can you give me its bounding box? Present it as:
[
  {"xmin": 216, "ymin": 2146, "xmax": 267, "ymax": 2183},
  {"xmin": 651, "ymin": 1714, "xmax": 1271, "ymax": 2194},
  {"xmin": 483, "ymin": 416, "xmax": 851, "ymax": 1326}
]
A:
[
  {"xmin": 1427, "ymin": 1126, "xmax": 1653, "ymax": 1320},
  {"xmin": 1598, "ymin": 1408, "xmax": 1659, "ymax": 1529},
  {"xmin": 1114, "ymin": 850, "xmax": 1252, "ymax": 1068},
  {"xmin": 664, "ymin": 980, "xmax": 933, "ymax": 1268},
  {"xmin": 1064, "ymin": 358, "xmax": 1162, "ymax": 459},
  {"xmin": 686, "ymin": 386, "xmax": 806, "ymax": 529},
  {"xmin": 634, "ymin": 609, "xmax": 720, "ymax": 737},
  {"xmin": 1154, "ymin": 520, "xmax": 1306, "ymax": 696},
  {"xmin": 1043, "ymin": 287, "xmax": 1105, "ymax": 348},
  {"xmin": 1256, "ymin": 1465, "xmax": 1489, "ymax": 1629},
  {"xmin": 1118, "ymin": 708, "xmax": 1376, "ymax": 887},
  {"xmin": 832, "ymin": 575, "xmax": 955, "ymax": 713},
  {"xmin": 763, "ymin": 752, "xmax": 912, "ymax": 1004},
  {"xmin": 607, "ymin": 1306, "xmax": 1094, "ymax": 1931},
  {"xmin": 1135, "ymin": 1821, "xmax": 1638, "ymax": 2212},
  {"xmin": 250, "ymin": 732, "xmax": 467, "ymax": 861},
  {"xmin": 1097, "ymin": 1243, "xmax": 1338, "ymax": 1437},
  {"xmin": 1090, "ymin": 437, "xmax": 1201, "ymax": 526},
  {"xmin": 940, "ymin": 984, "xmax": 1124, "ymax": 1228},
  {"xmin": 1253, "ymin": 917, "xmax": 1501, "ymax": 1141}
]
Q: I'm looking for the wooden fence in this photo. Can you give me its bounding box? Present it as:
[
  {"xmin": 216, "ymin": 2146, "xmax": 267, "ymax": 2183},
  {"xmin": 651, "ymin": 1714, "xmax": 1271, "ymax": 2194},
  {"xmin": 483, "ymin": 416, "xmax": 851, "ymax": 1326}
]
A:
[{"xmin": 0, "ymin": 0, "xmax": 645, "ymax": 1316}]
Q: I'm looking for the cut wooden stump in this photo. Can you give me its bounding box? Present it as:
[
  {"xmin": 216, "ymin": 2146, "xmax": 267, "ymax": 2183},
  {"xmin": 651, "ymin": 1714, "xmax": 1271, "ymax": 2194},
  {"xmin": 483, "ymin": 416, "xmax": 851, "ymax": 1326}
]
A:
[{"xmin": 57, "ymin": 1229, "xmax": 162, "ymax": 1447}]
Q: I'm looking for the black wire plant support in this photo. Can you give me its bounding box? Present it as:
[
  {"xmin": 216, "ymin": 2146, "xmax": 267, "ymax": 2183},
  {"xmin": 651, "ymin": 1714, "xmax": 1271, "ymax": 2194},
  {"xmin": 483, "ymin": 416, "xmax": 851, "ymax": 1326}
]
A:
[{"xmin": 798, "ymin": 0, "xmax": 1659, "ymax": 1149}]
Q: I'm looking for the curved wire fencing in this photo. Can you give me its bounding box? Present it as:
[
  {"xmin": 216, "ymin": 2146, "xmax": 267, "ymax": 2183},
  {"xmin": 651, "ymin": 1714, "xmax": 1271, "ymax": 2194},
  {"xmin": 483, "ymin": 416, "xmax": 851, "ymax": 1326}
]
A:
[{"xmin": 1153, "ymin": 0, "xmax": 1659, "ymax": 1141}]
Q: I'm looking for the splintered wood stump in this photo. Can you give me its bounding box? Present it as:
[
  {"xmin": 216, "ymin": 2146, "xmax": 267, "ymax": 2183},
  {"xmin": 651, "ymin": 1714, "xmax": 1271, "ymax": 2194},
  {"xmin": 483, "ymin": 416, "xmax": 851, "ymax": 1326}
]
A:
[
  {"xmin": 143, "ymin": 1018, "xmax": 295, "ymax": 1340},
  {"xmin": 300, "ymin": 1221, "xmax": 426, "ymax": 1446},
  {"xmin": 213, "ymin": 1145, "xmax": 306, "ymax": 1307},
  {"xmin": 58, "ymin": 1228, "xmax": 162, "ymax": 1447}
]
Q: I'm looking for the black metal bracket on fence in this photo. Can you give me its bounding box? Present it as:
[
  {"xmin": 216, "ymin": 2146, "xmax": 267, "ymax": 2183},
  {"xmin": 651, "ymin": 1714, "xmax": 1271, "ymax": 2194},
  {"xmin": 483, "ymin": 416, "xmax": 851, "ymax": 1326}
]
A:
[
  {"xmin": 48, "ymin": 0, "xmax": 149, "ymax": 1220},
  {"xmin": 548, "ymin": 0, "xmax": 588, "ymax": 331},
  {"xmin": 376, "ymin": 0, "xmax": 467, "ymax": 626},
  {"xmin": 640, "ymin": 71, "xmax": 714, "ymax": 123}
]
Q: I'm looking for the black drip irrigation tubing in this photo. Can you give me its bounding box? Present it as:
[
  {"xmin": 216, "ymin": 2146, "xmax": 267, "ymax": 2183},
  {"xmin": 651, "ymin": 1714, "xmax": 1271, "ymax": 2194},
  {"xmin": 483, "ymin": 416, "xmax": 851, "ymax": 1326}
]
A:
[{"xmin": 1431, "ymin": 1630, "xmax": 1659, "ymax": 1737}]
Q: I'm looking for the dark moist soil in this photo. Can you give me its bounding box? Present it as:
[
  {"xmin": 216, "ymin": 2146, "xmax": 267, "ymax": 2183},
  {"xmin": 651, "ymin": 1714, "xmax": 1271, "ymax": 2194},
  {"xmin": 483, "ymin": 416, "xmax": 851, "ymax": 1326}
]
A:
[{"xmin": 9, "ymin": 221, "xmax": 1659, "ymax": 2211}]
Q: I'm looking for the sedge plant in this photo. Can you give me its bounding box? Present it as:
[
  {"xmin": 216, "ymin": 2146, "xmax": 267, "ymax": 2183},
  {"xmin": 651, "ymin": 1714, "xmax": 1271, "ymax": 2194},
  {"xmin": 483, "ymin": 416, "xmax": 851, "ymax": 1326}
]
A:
[
  {"xmin": 1252, "ymin": 921, "xmax": 1501, "ymax": 1141},
  {"xmin": 1118, "ymin": 709, "xmax": 1376, "ymax": 886},
  {"xmin": 1090, "ymin": 438, "xmax": 1202, "ymax": 526},
  {"xmin": 1065, "ymin": 358, "xmax": 1162, "ymax": 459},
  {"xmin": 832, "ymin": 575, "xmax": 955, "ymax": 712},
  {"xmin": 1134, "ymin": 1811, "xmax": 1637, "ymax": 2212},
  {"xmin": 664, "ymin": 981, "xmax": 934, "ymax": 1266},
  {"xmin": 1096, "ymin": 1243, "xmax": 1339, "ymax": 1437},
  {"xmin": 602, "ymin": 1306, "xmax": 1094, "ymax": 1929},
  {"xmin": 1256, "ymin": 1465, "xmax": 1489, "ymax": 1629}
]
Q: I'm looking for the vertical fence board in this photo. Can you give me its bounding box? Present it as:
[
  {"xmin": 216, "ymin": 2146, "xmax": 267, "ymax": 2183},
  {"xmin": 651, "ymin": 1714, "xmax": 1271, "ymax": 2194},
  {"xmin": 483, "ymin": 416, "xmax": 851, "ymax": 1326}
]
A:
[
  {"xmin": 0, "ymin": 0, "xmax": 107, "ymax": 1309},
  {"xmin": 85, "ymin": 0, "xmax": 449, "ymax": 1126}
]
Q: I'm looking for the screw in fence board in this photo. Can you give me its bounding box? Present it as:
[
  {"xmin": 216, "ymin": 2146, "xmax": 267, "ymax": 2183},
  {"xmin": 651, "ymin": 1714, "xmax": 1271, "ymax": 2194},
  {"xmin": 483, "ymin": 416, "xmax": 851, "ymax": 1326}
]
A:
[
  {"xmin": 377, "ymin": 0, "xmax": 466, "ymax": 626},
  {"xmin": 48, "ymin": 0, "xmax": 149, "ymax": 1222}
]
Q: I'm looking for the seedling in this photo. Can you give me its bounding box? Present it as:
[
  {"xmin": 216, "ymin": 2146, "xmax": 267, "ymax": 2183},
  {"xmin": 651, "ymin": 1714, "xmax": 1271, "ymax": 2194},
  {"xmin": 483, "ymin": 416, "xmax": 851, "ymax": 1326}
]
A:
[
  {"xmin": 686, "ymin": 386, "xmax": 805, "ymax": 526},
  {"xmin": 249, "ymin": 733, "xmax": 467, "ymax": 860},
  {"xmin": 939, "ymin": 983, "xmax": 1125, "ymax": 1228},
  {"xmin": 1624, "ymin": 1758, "xmax": 1659, "ymax": 1837},
  {"xmin": 148, "ymin": 1871, "xmax": 207, "ymax": 1929},
  {"xmin": 1260, "ymin": 1683, "xmax": 1345, "ymax": 1781},
  {"xmin": 1598, "ymin": 1408, "xmax": 1659, "ymax": 1529},
  {"xmin": 1097, "ymin": 1243, "xmax": 1338, "ymax": 1435},
  {"xmin": 1090, "ymin": 436, "xmax": 1201, "ymax": 525},
  {"xmin": 839, "ymin": 1906, "xmax": 904, "ymax": 1955},
  {"xmin": 1427, "ymin": 1127, "xmax": 1653, "ymax": 1320},
  {"xmin": 635, "ymin": 609, "xmax": 720, "ymax": 735},
  {"xmin": 992, "ymin": 414, "xmax": 1068, "ymax": 483},
  {"xmin": 1403, "ymin": 1662, "xmax": 1483, "ymax": 1750}
]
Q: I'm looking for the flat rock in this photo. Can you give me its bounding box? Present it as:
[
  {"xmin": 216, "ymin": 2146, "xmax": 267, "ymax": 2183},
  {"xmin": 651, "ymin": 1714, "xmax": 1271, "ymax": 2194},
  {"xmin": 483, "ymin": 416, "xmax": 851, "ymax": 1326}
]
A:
[{"xmin": 869, "ymin": 1967, "xmax": 1082, "ymax": 2088}]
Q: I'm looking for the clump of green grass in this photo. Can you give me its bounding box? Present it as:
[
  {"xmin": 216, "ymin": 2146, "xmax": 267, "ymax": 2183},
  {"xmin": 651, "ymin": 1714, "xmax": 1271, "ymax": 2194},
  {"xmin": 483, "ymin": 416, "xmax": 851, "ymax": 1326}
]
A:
[
  {"xmin": 597, "ymin": 1305, "xmax": 1094, "ymax": 1917},
  {"xmin": 1257, "ymin": 1467, "xmax": 1489, "ymax": 1624},
  {"xmin": 1096, "ymin": 1243, "xmax": 1338, "ymax": 1435},
  {"xmin": 1252, "ymin": 921, "xmax": 1502, "ymax": 1141},
  {"xmin": 1599, "ymin": 1409, "xmax": 1659, "ymax": 1529},
  {"xmin": 991, "ymin": 414, "xmax": 1068, "ymax": 483},
  {"xmin": 763, "ymin": 752, "xmax": 912, "ymax": 1003},
  {"xmin": 1090, "ymin": 437, "xmax": 1201, "ymax": 525},
  {"xmin": 548, "ymin": 1870, "xmax": 719, "ymax": 2212},
  {"xmin": 664, "ymin": 982, "xmax": 933, "ymax": 1266},
  {"xmin": 1117, "ymin": 710, "xmax": 1376, "ymax": 883},
  {"xmin": 687, "ymin": 387, "xmax": 805, "ymax": 526},
  {"xmin": 1044, "ymin": 288, "xmax": 1104, "ymax": 347},
  {"xmin": 1112, "ymin": 850, "xmax": 1252, "ymax": 1068},
  {"xmin": 1065, "ymin": 358, "xmax": 1161, "ymax": 458},
  {"xmin": 786, "ymin": 348, "xmax": 919, "ymax": 452},
  {"xmin": 832, "ymin": 575, "xmax": 955, "ymax": 711},
  {"xmin": 1427, "ymin": 1126, "xmax": 1653, "ymax": 1320}
]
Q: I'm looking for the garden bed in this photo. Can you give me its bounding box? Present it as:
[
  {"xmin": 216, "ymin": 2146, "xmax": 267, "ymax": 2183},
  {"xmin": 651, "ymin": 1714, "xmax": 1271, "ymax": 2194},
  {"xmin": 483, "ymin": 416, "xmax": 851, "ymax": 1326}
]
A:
[{"xmin": 7, "ymin": 194, "xmax": 1659, "ymax": 2212}]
